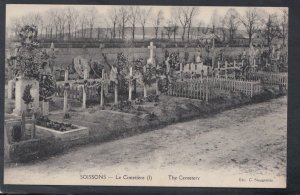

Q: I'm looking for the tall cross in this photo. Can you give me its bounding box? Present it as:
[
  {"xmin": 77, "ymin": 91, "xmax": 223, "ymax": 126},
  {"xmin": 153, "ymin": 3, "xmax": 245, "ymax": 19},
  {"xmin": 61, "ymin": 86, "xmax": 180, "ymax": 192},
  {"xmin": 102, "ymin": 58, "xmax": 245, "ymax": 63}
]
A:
[{"xmin": 148, "ymin": 42, "xmax": 156, "ymax": 59}]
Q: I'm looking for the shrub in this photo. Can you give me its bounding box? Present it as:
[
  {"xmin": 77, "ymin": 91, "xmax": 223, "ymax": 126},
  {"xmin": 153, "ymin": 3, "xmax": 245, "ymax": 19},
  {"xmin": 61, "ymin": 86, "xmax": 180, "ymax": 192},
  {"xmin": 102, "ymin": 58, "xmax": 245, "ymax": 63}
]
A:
[
  {"xmin": 22, "ymin": 84, "xmax": 34, "ymax": 106},
  {"xmin": 11, "ymin": 125, "xmax": 22, "ymax": 142}
]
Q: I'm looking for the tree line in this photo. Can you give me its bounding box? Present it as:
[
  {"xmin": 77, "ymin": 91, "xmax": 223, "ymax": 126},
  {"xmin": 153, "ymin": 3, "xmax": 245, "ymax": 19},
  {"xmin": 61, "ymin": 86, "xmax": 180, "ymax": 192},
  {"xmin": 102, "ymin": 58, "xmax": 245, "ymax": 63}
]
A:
[{"xmin": 9, "ymin": 6, "xmax": 288, "ymax": 48}]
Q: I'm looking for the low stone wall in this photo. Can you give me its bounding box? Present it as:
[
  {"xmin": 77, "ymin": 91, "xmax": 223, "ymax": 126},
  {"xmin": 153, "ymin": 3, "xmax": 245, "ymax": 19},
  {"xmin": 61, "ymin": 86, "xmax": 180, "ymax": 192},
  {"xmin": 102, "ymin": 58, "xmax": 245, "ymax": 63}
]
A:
[
  {"xmin": 36, "ymin": 124, "xmax": 89, "ymax": 147},
  {"xmin": 6, "ymin": 139, "xmax": 40, "ymax": 163}
]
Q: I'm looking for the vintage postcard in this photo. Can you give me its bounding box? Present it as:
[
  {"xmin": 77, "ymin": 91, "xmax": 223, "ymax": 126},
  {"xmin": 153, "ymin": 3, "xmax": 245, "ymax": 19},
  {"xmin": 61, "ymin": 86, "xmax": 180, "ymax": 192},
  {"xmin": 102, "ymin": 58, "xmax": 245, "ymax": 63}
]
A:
[{"xmin": 4, "ymin": 4, "xmax": 287, "ymax": 188}]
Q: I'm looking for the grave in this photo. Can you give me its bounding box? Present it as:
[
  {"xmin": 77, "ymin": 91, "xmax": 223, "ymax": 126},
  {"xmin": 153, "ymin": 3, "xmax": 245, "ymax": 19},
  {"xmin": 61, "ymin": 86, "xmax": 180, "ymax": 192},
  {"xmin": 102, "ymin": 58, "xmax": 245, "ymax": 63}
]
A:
[
  {"xmin": 13, "ymin": 77, "xmax": 39, "ymax": 116},
  {"xmin": 7, "ymin": 80, "xmax": 15, "ymax": 99}
]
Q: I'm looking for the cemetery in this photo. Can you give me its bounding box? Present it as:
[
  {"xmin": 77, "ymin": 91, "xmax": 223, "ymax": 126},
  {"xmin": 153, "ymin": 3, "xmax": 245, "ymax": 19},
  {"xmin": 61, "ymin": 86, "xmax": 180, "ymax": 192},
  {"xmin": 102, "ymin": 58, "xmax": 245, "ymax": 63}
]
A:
[{"xmin": 4, "ymin": 23, "xmax": 288, "ymax": 163}]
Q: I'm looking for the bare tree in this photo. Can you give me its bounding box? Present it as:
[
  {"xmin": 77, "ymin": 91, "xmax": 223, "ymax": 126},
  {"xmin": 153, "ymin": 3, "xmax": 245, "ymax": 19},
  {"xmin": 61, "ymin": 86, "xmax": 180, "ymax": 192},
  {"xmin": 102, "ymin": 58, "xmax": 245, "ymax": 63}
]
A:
[
  {"xmin": 279, "ymin": 8, "xmax": 288, "ymax": 47},
  {"xmin": 210, "ymin": 9, "xmax": 219, "ymax": 34},
  {"xmin": 79, "ymin": 13, "xmax": 88, "ymax": 38},
  {"xmin": 172, "ymin": 22, "xmax": 179, "ymax": 41},
  {"xmin": 175, "ymin": 7, "xmax": 190, "ymax": 41},
  {"xmin": 219, "ymin": 17, "xmax": 227, "ymax": 42},
  {"xmin": 224, "ymin": 8, "xmax": 240, "ymax": 44},
  {"xmin": 119, "ymin": 7, "xmax": 130, "ymax": 40},
  {"xmin": 72, "ymin": 9, "xmax": 80, "ymax": 38},
  {"xmin": 10, "ymin": 17, "xmax": 22, "ymax": 38},
  {"xmin": 58, "ymin": 9, "xmax": 67, "ymax": 40},
  {"xmin": 240, "ymin": 8, "xmax": 264, "ymax": 46},
  {"xmin": 263, "ymin": 14, "xmax": 280, "ymax": 51},
  {"xmin": 138, "ymin": 7, "xmax": 152, "ymax": 40},
  {"xmin": 154, "ymin": 10, "xmax": 164, "ymax": 39},
  {"xmin": 128, "ymin": 6, "xmax": 140, "ymax": 41},
  {"xmin": 65, "ymin": 7, "xmax": 79, "ymax": 40},
  {"xmin": 187, "ymin": 7, "xmax": 198, "ymax": 41},
  {"xmin": 85, "ymin": 7, "xmax": 98, "ymax": 39},
  {"xmin": 108, "ymin": 8, "xmax": 119, "ymax": 39},
  {"xmin": 46, "ymin": 9, "xmax": 60, "ymax": 39},
  {"xmin": 164, "ymin": 21, "xmax": 173, "ymax": 40}
]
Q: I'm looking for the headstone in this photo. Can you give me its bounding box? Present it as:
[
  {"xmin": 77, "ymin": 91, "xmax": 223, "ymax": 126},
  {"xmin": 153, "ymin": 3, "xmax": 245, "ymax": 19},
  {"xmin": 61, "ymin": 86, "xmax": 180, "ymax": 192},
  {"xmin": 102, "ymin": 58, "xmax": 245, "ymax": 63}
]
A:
[
  {"xmin": 7, "ymin": 80, "xmax": 15, "ymax": 99},
  {"xmin": 63, "ymin": 75, "xmax": 69, "ymax": 113},
  {"xmin": 147, "ymin": 42, "xmax": 156, "ymax": 65},
  {"xmin": 196, "ymin": 54, "xmax": 201, "ymax": 63},
  {"xmin": 63, "ymin": 90, "xmax": 68, "ymax": 113},
  {"xmin": 13, "ymin": 77, "xmax": 39, "ymax": 116},
  {"xmin": 225, "ymin": 61, "xmax": 228, "ymax": 79},
  {"xmin": 143, "ymin": 65, "xmax": 147, "ymax": 97},
  {"xmin": 42, "ymin": 101, "xmax": 49, "ymax": 116},
  {"xmin": 64, "ymin": 69, "xmax": 69, "ymax": 82},
  {"xmin": 100, "ymin": 69, "xmax": 105, "ymax": 106},
  {"xmin": 82, "ymin": 68, "xmax": 89, "ymax": 109}
]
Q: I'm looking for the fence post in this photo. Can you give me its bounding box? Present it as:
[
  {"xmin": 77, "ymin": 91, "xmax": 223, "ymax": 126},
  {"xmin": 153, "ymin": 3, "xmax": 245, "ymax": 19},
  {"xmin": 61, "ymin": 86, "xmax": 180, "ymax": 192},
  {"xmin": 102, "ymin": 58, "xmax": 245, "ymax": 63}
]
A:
[
  {"xmin": 31, "ymin": 113, "xmax": 36, "ymax": 139},
  {"xmin": 250, "ymin": 82, "xmax": 253, "ymax": 97},
  {"xmin": 205, "ymin": 77, "xmax": 209, "ymax": 102},
  {"xmin": 64, "ymin": 69, "xmax": 69, "ymax": 82},
  {"xmin": 129, "ymin": 67, "xmax": 133, "ymax": 101},
  {"xmin": 82, "ymin": 68, "xmax": 89, "ymax": 109},
  {"xmin": 21, "ymin": 111, "xmax": 25, "ymax": 139},
  {"xmin": 63, "ymin": 89, "xmax": 68, "ymax": 112},
  {"xmin": 101, "ymin": 69, "xmax": 104, "ymax": 106},
  {"xmin": 114, "ymin": 82, "xmax": 118, "ymax": 104}
]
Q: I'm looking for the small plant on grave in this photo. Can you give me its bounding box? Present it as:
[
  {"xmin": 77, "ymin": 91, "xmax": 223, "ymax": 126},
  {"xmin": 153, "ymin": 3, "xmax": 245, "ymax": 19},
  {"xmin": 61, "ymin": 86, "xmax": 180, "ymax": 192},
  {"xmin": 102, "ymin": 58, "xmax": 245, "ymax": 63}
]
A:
[
  {"xmin": 36, "ymin": 116, "xmax": 76, "ymax": 132},
  {"xmin": 39, "ymin": 74, "xmax": 56, "ymax": 102},
  {"xmin": 148, "ymin": 112, "xmax": 157, "ymax": 121},
  {"xmin": 11, "ymin": 125, "xmax": 22, "ymax": 142},
  {"xmin": 64, "ymin": 112, "xmax": 71, "ymax": 119},
  {"xmin": 134, "ymin": 97, "xmax": 144, "ymax": 105},
  {"xmin": 22, "ymin": 84, "xmax": 34, "ymax": 109},
  {"xmin": 146, "ymin": 94, "xmax": 159, "ymax": 102}
]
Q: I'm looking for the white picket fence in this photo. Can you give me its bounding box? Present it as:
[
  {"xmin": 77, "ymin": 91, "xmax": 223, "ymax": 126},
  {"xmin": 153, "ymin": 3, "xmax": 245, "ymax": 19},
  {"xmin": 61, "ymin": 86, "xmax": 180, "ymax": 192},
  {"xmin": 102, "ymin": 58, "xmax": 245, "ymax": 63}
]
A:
[
  {"xmin": 247, "ymin": 71, "xmax": 288, "ymax": 89},
  {"xmin": 55, "ymin": 83, "xmax": 100, "ymax": 100},
  {"xmin": 168, "ymin": 77, "xmax": 262, "ymax": 102}
]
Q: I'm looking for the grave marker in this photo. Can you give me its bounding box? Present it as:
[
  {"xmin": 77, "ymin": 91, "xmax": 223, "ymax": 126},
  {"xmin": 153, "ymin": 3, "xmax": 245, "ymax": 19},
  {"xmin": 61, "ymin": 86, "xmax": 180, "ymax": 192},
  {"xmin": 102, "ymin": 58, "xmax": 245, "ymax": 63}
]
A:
[
  {"xmin": 100, "ymin": 69, "xmax": 105, "ymax": 106},
  {"xmin": 128, "ymin": 66, "xmax": 133, "ymax": 101},
  {"xmin": 82, "ymin": 68, "xmax": 89, "ymax": 109},
  {"xmin": 7, "ymin": 80, "xmax": 15, "ymax": 99},
  {"xmin": 13, "ymin": 77, "xmax": 39, "ymax": 116}
]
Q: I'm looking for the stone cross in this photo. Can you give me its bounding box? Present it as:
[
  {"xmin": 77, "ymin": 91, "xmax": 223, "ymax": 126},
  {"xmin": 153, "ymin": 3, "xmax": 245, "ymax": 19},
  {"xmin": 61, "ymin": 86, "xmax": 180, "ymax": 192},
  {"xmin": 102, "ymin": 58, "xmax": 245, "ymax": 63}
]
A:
[
  {"xmin": 225, "ymin": 60, "xmax": 228, "ymax": 79},
  {"xmin": 148, "ymin": 42, "xmax": 156, "ymax": 60},
  {"xmin": 64, "ymin": 69, "xmax": 69, "ymax": 82},
  {"xmin": 128, "ymin": 66, "xmax": 133, "ymax": 101},
  {"xmin": 82, "ymin": 67, "xmax": 89, "ymax": 109}
]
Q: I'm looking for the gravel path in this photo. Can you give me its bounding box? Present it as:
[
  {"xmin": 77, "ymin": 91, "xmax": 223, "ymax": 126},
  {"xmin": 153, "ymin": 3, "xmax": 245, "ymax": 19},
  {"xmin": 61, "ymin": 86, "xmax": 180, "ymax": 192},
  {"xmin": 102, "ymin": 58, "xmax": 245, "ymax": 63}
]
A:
[{"xmin": 4, "ymin": 97, "xmax": 287, "ymax": 187}]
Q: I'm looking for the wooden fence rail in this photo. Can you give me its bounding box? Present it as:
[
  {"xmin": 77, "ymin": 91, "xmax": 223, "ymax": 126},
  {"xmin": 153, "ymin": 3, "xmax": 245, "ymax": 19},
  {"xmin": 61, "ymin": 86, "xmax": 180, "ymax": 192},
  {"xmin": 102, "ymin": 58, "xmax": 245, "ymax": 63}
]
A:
[
  {"xmin": 247, "ymin": 71, "xmax": 288, "ymax": 89},
  {"xmin": 167, "ymin": 77, "xmax": 262, "ymax": 102},
  {"xmin": 55, "ymin": 84, "xmax": 99, "ymax": 100}
]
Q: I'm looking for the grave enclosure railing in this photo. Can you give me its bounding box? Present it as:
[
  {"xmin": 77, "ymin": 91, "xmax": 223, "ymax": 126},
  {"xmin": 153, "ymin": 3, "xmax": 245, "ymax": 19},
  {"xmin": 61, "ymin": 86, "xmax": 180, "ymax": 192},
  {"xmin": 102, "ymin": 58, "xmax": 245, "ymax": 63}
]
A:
[
  {"xmin": 55, "ymin": 84, "xmax": 101, "ymax": 101},
  {"xmin": 167, "ymin": 77, "xmax": 262, "ymax": 102},
  {"xmin": 247, "ymin": 71, "xmax": 288, "ymax": 89}
]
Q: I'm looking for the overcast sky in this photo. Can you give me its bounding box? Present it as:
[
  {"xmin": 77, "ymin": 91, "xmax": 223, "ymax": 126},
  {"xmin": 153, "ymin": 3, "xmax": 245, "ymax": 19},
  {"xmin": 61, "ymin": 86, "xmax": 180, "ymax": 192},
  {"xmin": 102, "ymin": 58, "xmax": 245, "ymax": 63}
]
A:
[{"xmin": 6, "ymin": 4, "xmax": 287, "ymax": 28}]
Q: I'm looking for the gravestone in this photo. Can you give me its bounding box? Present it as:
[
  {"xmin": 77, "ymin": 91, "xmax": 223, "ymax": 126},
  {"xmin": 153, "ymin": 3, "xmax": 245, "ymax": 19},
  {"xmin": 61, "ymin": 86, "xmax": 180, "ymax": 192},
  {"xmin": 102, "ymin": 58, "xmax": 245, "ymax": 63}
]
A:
[
  {"xmin": 146, "ymin": 42, "xmax": 157, "ymax": 96},
  {"xmin": 7, "ymin": 80, "xmax": 15, "ymax": 99},
  {"xmin": 13, "ymin": 77, "xmax": 39, "ymax": 116}
]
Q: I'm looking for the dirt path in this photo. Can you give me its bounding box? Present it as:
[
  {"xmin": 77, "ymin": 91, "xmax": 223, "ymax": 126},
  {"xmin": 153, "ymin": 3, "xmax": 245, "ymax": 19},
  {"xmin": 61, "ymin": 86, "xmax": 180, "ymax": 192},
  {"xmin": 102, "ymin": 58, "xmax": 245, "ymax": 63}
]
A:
[{"xmin": 4, "ymin": 97, "xmax": 287, "ymax": 186}]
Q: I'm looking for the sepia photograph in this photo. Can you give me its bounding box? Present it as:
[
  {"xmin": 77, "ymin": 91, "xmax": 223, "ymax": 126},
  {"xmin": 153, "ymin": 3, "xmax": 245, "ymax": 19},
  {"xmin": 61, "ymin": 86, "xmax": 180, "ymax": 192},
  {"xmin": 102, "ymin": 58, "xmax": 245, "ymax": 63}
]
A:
[{"xmin": 3, "ymin": 4, "xmax": 288, "ymax": 188}]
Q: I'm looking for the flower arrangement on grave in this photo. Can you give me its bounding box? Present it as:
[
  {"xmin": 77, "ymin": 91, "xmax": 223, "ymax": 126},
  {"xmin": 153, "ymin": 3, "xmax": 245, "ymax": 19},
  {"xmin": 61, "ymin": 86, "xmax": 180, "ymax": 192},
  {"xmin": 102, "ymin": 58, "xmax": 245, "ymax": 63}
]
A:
[
  {"xmin": 134, "ymin": 58, "xmax": 156, "ymax": 87},
  {"xmin": 22, "ymin": 84, "xmax": 34, "ymax": 109},
  {"xmin": 39, "ymin": 74, "xmax": 56, "ymax": 102},
  {"xmin": 157, "ymin": 51, "xmax": 180, "ymax": 93},
  {"xmin": 110, "ymin": 53, "xmax": 130, "ymax": 94},
  {"xmin": 12, "ymin": 25, "xmax": 42, "ymax": 80},
  {"xmin": 36, "ymin": 116, "xmax": 76, "ymax": 132}
]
